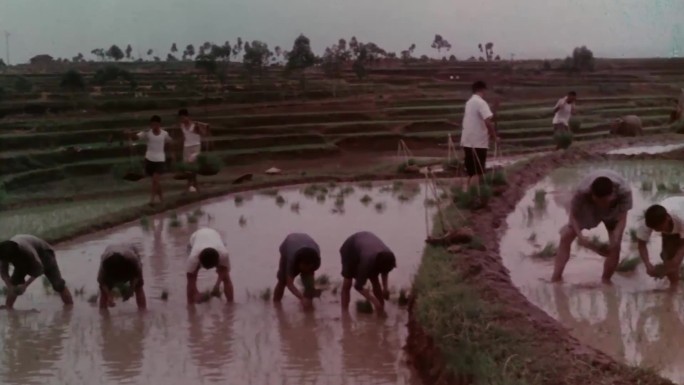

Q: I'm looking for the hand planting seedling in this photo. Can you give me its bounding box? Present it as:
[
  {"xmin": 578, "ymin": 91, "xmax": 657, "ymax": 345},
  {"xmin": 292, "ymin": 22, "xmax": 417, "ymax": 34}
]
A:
[
  {"xmin": 528, "ymin": 242, "xmax": 557, "ymax": 259},
  {"xmin": 579, "ymin": 236, "xmax": 610, "ymax": 257},
  {"xmin": 616, "ymin": 256, "xmax": 641, "ymax": 273}
]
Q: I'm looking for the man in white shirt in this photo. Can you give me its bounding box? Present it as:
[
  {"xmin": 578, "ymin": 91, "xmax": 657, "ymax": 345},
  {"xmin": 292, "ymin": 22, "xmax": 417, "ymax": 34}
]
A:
[
  {"xmin": 460, "ymin": 81, "xmax": 498, "ymax": 188},
  {"xmin": 636, "ymin": 197, "xmax": 684, "ymax": 289},
  {"xmin": 186, "ymin": 227, "xmax": 234, "ymax": 304},
  {"xmin": 552, "ymin": 91, "xmax": 577, "ymax": 133},
  {"xmin": 126, "ymin": 115, "xmax": 173, "ymax": 206},
  {"xmin": 178, "ymin": 109, "xmax": 209, "ymax": 193}
]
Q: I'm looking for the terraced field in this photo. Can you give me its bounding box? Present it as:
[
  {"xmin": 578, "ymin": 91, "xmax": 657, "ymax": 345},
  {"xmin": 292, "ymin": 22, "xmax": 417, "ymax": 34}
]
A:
[{"xmin": 1, "ymin": 59, "xmax": 683, "ymax": 199}]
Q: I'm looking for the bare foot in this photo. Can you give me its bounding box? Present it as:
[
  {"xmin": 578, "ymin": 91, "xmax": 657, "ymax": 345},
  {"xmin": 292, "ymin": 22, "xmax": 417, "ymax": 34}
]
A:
[
  {"xmin": 601, "ymin": 278, "xmax": 613, "ymax": 286},
  {"xmin": 550, "ymin": 275, "xmax": 563, "ymax": 283}
]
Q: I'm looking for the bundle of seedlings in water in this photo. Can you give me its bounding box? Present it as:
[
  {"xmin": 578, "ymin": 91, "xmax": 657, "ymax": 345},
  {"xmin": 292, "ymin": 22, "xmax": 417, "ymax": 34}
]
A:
[
  {"xmin": 186, "ymin": 213, "xmax": 198, "ymax": 224},
  {"xmin": 657, "ymin": 182, "xmax": 668, "ymax": 192},
  {"xmin": 211, "ymin": 286, "xmax": 222, "ymax": 297},
  {"xmin": 529, "ymin": 242, "xmax": 557, "ymax": 259},
  {"xmin": 356, "ymin": 300, "xmax": 373, "ymax": 314},
  {"xmin": 290, "ymin": 202, "xmax": 300, "ymax": 213},
  {"xmin": 74, "ymin": 287, "xmax": 86, "ymax": 297},
  {"xmin": 275, "ymin": 195, "xmax": 286, "ymax": 207},
  {"xmin": 160, "ymin": 290, "xmax": 169, "ymax": 301},
  {"xmin": 398, "ymin": 289, "xmax": 409, "ymax": 307},
  {"xmin": 87, "ymin": 294, "xmax": 98, "ymax": 304},
  {"xmin": 358, "ymin": 181, "xmax": 373, "ymax": 190},
  {"xmin": 374, "ymin": 202, "xmax": 386, "ymax": 213},
  {"xmin": 234, "ymin": 195, "xmax": 244, "ymax": 205},
  {"xmin": 238, "ymin": 215, "xmax": 247, "ymax": 227},
  {"xmin": 302, "ymin": 184, "xmax": 320, "ymax": 197},
  {"xmin": 484, "ymin": 169, "xmax": 507, "ymax": 187},
  {"xmin": 340, "ymin": 186, "xmax": 355, "ymax": 196},
  {"xmin": 300, "ymin": 275, "xmax": 321, "ymax": 299},
  {"xmin": 196, "ymin": 290, "xmax": 213, "ymax": 303},
  {"xmin": 651, "ymin": 263, "xmax": 668, "ymax": 279},
  {"xmin": 360, "ymin": 194, "xmax": 373, "ymax": 205},
  {"xmin": 259, "ymin": 288, "xmax": 272, "ymax": 301},
  {"xmin": 553, "ymin": 131, "xmax": 573, "ymax": 150},
  {"xmin": 196, "ymin": 153, "xmax": 223, "ymax": 176},
  {"xmin": 316, "ymin": 194, "xmax": 326, "ymax": 203},
  {"xmin": 334, "ymin": 196, "xmax": 345, "ymax": 208},
  {"xmin": 112, "ymin": 158, "xmax": 145, "ymax": 182},
  {"xmin": 616, "ymin": 256, "xmax": 642, "ymax": 273}
]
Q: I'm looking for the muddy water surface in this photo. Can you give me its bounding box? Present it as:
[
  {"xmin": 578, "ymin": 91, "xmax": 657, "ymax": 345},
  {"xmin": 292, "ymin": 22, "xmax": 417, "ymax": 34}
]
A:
[
  {"xmin": 501, "ymin": 160, "xmax": 684, "ymax": 383},
  {"xmin": 607, "ymin": 143, "xmax": 684, "ymax": 155},
  {"xmin": 0, "ymin": 181, "xmax": 436, "ymax": 385}
]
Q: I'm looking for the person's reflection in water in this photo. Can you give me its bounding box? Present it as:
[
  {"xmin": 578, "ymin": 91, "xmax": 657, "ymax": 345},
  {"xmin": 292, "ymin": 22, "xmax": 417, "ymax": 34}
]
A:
[
  {"xmin": 274, "ymin": 303, "xmax": 322, "ymax": 384},
  {"xmin": 635, "ymin": 293, "xmax": 684, "ymax": 374},
  {"xmin": 1, "ymin": 310, "xmax": 72, "ymax": 385},
  {"xmin": 552, "ymin": 284, "xmax": 625, "ymax": 360},
  {"xmin": 148, "ymin": 217, "xmax": 168, "ymax": 290},
  {"xmin": 340, "ymin": 311, "xmax": 398, "ymax": 384},
  {"xmin": 186, "ymin": 306, "xmax": 234, "ymax": 380},
  {"xmin": 100, "ymin": 312, "xmax": 145, "ymax": 383}
]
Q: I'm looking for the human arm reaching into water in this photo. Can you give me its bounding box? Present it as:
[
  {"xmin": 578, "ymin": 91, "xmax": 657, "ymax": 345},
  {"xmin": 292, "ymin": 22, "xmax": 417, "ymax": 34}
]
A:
[
  {"xmin": 217, "ymin": 266, "xmax": 234, "ymax": 302},
  {"xmin": 186, "ymin": 272, "xmax": 199, "ymax": 304}
]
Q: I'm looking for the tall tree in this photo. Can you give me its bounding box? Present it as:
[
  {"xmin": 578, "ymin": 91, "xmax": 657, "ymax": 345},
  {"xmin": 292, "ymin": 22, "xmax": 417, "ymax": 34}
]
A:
[
  {"xmin": 91, "ymin": 48, "xmax": 106, "ymax": 61},
  {"xmin": 232, "ymin": 37, "xmax": 243, "ymax": 60},
  {"xmin": 106, "ymin": 45, "xmax": 124, "ymax": 61},
  {"xmin": 243, "ymin": 40, "xmax": 272, "ymax": 80},
  {"xmin": 321, "ymin": 41, "xmax": 351, "ymax": 96},
  {"xmin": 146, "ymin": 49, "xmax": 153, "ymax": 57},
  {"xmin": 183, "ymin": 44, "xmax": 195, "ymax": 60},
  {"xmin": 286, "ymin": 34, "xmax": 316, "ymax": 89},
  {"xmin": 60, "ymin": 69, "xmax": 86, "ymax": 91},
  {"xmin": 431, "ymin": 34, "xmax": 451, "ymax": 54},
  {"xmin": 125, "ymin": 44, "xmax": 132, "ymax": 60},
  {"xmin": 170, "ymin": 43, "xmax": 178, "ymax": 53}
]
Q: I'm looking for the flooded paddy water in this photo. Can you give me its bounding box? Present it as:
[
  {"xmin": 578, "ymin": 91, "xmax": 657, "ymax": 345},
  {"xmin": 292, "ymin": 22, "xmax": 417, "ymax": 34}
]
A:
[
  {"xmin": 0, "ymin": 180, "xmax": 439, "ymax": 385},
  {"xmin": 607, "ymin": 143, "xmax": 684, "ymax": 155},
  {"xmin": 501, "ymin": 160, "xmax": 684, "ymax": 383}
]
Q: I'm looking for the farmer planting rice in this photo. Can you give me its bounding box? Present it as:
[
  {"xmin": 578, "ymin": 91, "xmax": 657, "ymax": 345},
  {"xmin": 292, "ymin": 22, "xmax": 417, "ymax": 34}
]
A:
[
  {"xmin": 0, "ymin": 235, "xmax": 73, "ymax": 309},
  {"xmin": 460, "ymin": 80, "xmax": 498, "ymax": 189},
  {"xmin": 125, "ymin": 115, "xmax": 173, "ymax": 206},
  {"xmin": 551, "ymin": 169, "xmax": 632, "ymax": 284},
  {"xmin": 274, "ymin": 233, "xmax": 321, "ymax": 310},
  {"xmin": 97, "ymin": 243, "xmax": 146, "ymax": 310},
  {"xmin": 178, "ymin": 108, "xmax": 210, "ymax": 193},
  {"xmin": 186, "ymin": 227, "xmax": 234, "ymax": 304},
  {"xmin": 552, "ymin": 91, "xmax": 577, "ymax": 133},
  {"xmin": 636, "ymin": 197, "xmax": 684, "ymax": 289},
  {"xmin": 340, "ymin": 231, "xmax": 396, "ymax": 313}
]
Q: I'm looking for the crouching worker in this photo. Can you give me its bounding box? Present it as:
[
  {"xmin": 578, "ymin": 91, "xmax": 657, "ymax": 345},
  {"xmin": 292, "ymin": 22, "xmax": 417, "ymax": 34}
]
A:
[
  {"xmin": 97, "ymin": 244, "xmax": 146, "ymax": 310},
  {"xmin": 340, "ymin": 231, "xmax": 396, "ymax": 313},
  {"xmin": 636, "ymin": 197, "xmax": 684, "ymax": 289},
  {"xmin": 186, "ymin": 227, "xmax": 234, "ymax": 304},
  {"xmin": 0, "ymin": 235, "xmax": 73, "ymax": 309},
  {"xmin": 274, "ymin": 233, "xmax": 321, "ymax": 310},
  {"xmin": 551, "ymin": 170, "xmax": 632, "ymax": 284}
]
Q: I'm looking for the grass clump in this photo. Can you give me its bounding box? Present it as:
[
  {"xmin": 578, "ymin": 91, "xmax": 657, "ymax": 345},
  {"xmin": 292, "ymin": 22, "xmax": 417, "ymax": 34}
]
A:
[
  {"xmin": 529, "ymin": 242, "xmax": 557, "ymax": 259},
  {"xmin": 259, "ymin": 288, "xmax": 272, "ymax": 301},
  {"xmin": 356, "ymin": 299, "xmax": 374, "ymax": 314},
  {"xmin": 360, "ymin": 194, "xmax": 373, "ymax": 205},
  {"xmin": 275, "ymin": 195, "xmax": 286, "ymax": 207},
  {"xmin": 453, "ymin": 185, "xmax": 491, "ymax": 210},
  {"xmin": 616, "ymin": 256, "xmax": 642, "ymax": 273},
  {"xmin": 553, "ymin": 131, "xmax": 573, "ymax": 150},
  {"xmin": 340, "ymin": 186, "xmax": 355, "ymax": 196},
  {"xmin": 234, "ymin": 195, "xmax": 244, "ymax": 205},
  {"xmin": 334, "ymin": 196, "xmax": 345, "ymax": 208},
  {"xmin": 484, "ymin": 170, "xmax": 507, "ymax": 186},
  {"xmin": 374, "ymin": 202, "xmax": 386, "ymax": 213},
  {"xmin": 238, "ymin": 215, "xmax": 247, "ymax": 227}
]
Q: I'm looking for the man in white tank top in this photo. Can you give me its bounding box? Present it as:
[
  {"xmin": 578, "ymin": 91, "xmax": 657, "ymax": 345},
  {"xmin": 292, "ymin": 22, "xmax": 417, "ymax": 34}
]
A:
[{"xmin": 178, "ymin": 109, "xmax": 210, "ymax": 193}]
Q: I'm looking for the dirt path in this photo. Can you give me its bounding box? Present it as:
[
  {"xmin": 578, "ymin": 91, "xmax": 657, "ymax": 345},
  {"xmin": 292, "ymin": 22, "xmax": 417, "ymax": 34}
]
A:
[{"xmin": 406, "ymin": 142, "xmax": 684, "ymax": 385}]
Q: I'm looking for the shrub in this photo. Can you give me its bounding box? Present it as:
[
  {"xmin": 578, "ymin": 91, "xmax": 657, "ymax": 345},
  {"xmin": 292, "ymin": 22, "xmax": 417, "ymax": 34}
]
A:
[
  {"xmin": 196, "ymin": 153, "xmax": 223, "ymax": 176},
  {"xmin": 553, "ymin": 132, "xmax": 573, "ymax": 149}
]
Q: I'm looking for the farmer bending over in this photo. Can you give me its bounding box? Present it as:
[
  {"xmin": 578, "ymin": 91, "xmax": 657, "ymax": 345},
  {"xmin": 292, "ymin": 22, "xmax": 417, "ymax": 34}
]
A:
[
  {"xmin": 551, "ymin": 170, "xmax": 632, "ymax": 284},
  {"xmin": 97, "ymin": 243, "xmax": 146, "ymax": 310},
  {"xmin": 125, "ymin": 115, "xmax": 173, "ymax": 206},
  {"xmin": 186, "ymin": 227, "xmax": 233, "ymax": 304},
  {"xmin": 0, "ymin": 235, "xmax": 73, "ymax": 309},
  {"xmin": 274, "ymin": 233, "xmax": 321, "ymax": 310},
  {"xmin": 340, "ymin": 231, "xmax": 396, "ymax": 313},
  {"xmin": 178, "ymin": 109, "xmax": 210, "ymax": 193},
  {"xmin": 636, "ymin": 197, "xmax": 684, "ymax": 289}
]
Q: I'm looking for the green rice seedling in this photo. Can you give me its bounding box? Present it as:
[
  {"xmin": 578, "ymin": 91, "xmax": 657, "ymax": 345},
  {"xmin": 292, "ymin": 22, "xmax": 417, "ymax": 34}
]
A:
[
  {"xmin": 87, "ymin": 294, "xmax": 98, "ymax": 304},
  {"xmin": 112, "ymin": 283, "xmax": 133, "ymax": 301},
  {"xmin": 360, "ymin": 194, "xmax": 373, "ymax": 205},
  {"xmin": 259, "ymin": 288, "xmax": 272, "ymax": 301},
  {"xmin": 485, "ymin": 170, "xmax": 507, "ymax": 186},
  {"xmin": 356, "ymin": 300, "xmax": 373, "ymax": 314},
  {"xmin": 640, "ymin": 181, "xmax": 652, "ymax": 192},
  {"xmin": 340, "ymin": 186, "xmax": 355, "ymax": 196},
  {"xmin": 193, "ymin": 208, "xmax": 204, "ymax": 216},
  {"xmin": 160, "ymin": 290, "xmax": 169, "ymax": 301},
  {"xmin": 553, "ymin": 132, "xmax": 573, "ymax": 150},
  {"xmin": 316, "ymin": 194, "xmax": 326, "ymax": 203},
  {"xmin": 169, "ymin": 217, "xmax": 181, "ymax": 227},
  {"xmin": 290, "ymin": 202, "xmax": 300, "ymax": 213},
  {"xmin": 374, "ymin": 202, "xmax": 386, "ymax": 213},
  {"xmin": 657, "ymin": 182, "xmax": 668, "ymax": 192},
  {"xmin": 358, "ymin": 181, "xmax": 373, "ymax": 190},
  {"xmin": 328, "ymin": 182, "xmax": 338, "ymax": 189},
  {"xmin": 74, "ymin": 286, "xmax": 85, "ymax": 297},
  {"xmin": 315, "ymin": 274, "xmax": 330, "ymax": 287},
  {"xmin": 398, "ymin": 289, "xmax": 409, "ymax": 306},
  {"xmin": 140, "ymin": 216, "xmax": 150, "ymax": 229},
  {"xmin": 529, "ymin": 242, "xmax": 557, "ymax": 259},
  {"xmin": 335, "ymin": 196, "xmax": 345, "ymax": 208},
  {"xmin": 302, "ymin": 184, "xmax": 323, "ymax": 197},
  {"xmin": 392, "ymin": 181, "xmax": 404, "ymax": 192},
  {"xmin": 534, "ymin": 189, "xmax": 547, "ymax": 206},
  {"xmin": 527, "ymin": 233, "xmax": 537, "ymax": 243},
  {"xmin": 275, "ymin": 195, "xmax": 286, "ymax": 207},
  {"xmin": 234, "ymin": 195, "xmax": 244, "ymax": 205},
  {"xmin": 238, "ymin": 215, "xmax": 247, "ymax": 227},
  {"xmin": 398, "ymin": 193, "xmax": 410, "ymax": 202},
  {"xmin": 616, "ymin": 256, "xmax": 642, "ymax": 273},
  {"xmin": 629, "ymin": 228, "xmax": 638, "ymax": 243}
]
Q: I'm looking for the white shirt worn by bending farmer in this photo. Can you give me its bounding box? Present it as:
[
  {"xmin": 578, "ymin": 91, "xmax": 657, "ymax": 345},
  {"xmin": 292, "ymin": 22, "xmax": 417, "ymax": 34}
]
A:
[
  {"xmin": 636, "ymin": 197, "xmax": 684, "ymax": 241},
  {"xmin": 460, "ymin": 94, "xmax": 494, "ymax": 149},
  {"xmin": 186, "ymin": 228, "xmax": 230, "ymax": 273}
]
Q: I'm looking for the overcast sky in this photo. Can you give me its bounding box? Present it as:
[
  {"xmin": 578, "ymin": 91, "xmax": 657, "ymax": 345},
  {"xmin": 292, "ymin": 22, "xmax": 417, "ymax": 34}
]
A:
[{"xmin": 1, "ymin": 0, "xmax": 682, "ymax": 64}]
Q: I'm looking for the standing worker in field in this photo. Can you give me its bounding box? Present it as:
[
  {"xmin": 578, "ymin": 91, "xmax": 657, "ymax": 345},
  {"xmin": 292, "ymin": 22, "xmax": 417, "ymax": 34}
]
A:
[
  {"xmin": 186, "ymin": 227, "xmax": 234, "ymax": 304},
  {"xmin": 636, "ymin": 197, "xmax": 684, "ymax": 290},
  {"xmin": 340, "ymin": 231, "xmax": 396, "ymax": 313},
  {"xmin": 0, "ymin": 234, "xmax": 74, "ymax": 309},
  {"xmin": 273, "ymin": 233, "xmax": 322, "ymax": 310},
  {"xmin": 97, "ymin": 243, "xmax": 146, "ymax": 310},
  {"xmin": 125, "ymin": 115, "xmax": 173, "ymax": 206},
  {"xmin": 552, "ymin": 91, "xmax": 577, "ymax": 133},
  {"xmin": 551, "ymin": 169, "xmax": 632, "ymax": 284},
  {"xmin": 460, "ymin": 81, "xmax": 498, "ymax": 189},
  {"xmin": 178, "ymin": 109, "xmax": 210, "ymax": 193}
]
